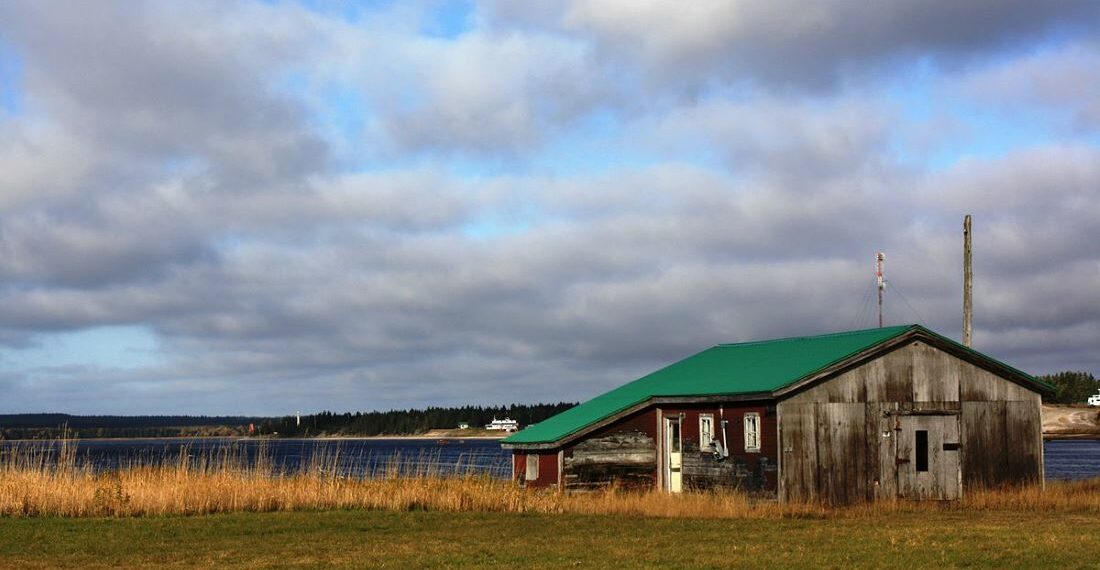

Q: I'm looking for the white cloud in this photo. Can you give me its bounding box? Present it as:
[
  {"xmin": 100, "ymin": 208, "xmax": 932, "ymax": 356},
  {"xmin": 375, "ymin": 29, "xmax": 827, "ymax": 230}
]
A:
[
  {"xmin": 962, "ymin": 41, "xmax": 1100, "ymax": 132},
  {"xmin": 0, "ymin": 1, "xmax": 1096, "ymax": 413}
]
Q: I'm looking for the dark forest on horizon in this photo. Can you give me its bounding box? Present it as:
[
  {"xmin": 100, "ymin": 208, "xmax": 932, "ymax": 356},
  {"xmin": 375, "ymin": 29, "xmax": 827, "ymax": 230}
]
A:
[
  {"xmin": 0, "ymin": 403, "xmax": 577, "ymax": 440},
  {"xmin": 255, "ymin": 403, "xmax": 577, "ymax": 437}
]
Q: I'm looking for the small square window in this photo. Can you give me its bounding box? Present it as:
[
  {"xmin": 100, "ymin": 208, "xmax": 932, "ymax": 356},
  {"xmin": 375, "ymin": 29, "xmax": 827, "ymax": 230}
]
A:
[
  {"xmin": 699, "ymin": 414, "xmax": 715, "ymax": 452},
  {"xmin": 744, "ymin": 413, "xmax": 761, "ymax": 453}
]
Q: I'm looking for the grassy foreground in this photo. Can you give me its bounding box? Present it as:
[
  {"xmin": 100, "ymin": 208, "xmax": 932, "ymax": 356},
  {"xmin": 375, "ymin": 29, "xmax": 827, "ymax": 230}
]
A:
[
  {"xmin": 1, "ymin": 509, "xmax": 1098, "ymax": 569},
  {"xmin": 4, "ymin": 441, "xmax": 1100, "ymax": 567}
]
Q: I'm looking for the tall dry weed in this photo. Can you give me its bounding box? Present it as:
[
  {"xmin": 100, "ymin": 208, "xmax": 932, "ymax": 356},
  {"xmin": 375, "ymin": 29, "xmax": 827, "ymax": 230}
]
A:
[{"xmin": 1, "ymin": 440, "xmax": 1097, "ymax": 519}]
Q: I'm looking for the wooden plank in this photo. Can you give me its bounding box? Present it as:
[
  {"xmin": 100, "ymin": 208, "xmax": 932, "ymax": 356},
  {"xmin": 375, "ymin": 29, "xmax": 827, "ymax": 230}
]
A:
[
  {"xmin": 941, "ymin": 414, "xmax": 961, "ymax": 500},
  {"xmin": 876, "ymin": 402, "xmax": 899, "ymax": 500},
  {"xmin": 881, "ymin": 343, "xmax": 915, "ymax": 403},
  {"xmin": 864, "ymin": 402, "xmax": 880, "ymax": 502},
  {"xmin": 895, "ymin": 415, "xmax": 914, "ymax": 498},
  {"xmin": 960, "ymin": 364, "xmax": 1036, "ymax": 402},
  {"xmin": 813, "ymin": 403, "xmax": 866, "ymax": 505},
  {"xmin": 861, "ymin": 358, "xmax": 889, "ymax": 402},
  {"xmin": 563, "ymin": 431, "xmax": 656, "ymax": 490},
  {"xmin": 814, "ymin": 403, "xmax": 831, "ymax": 502},
  {"xmin": 777, "ymin": 403, "xmax": 817, "ymax": 503},
  {"xmin": 960, "ymin": 401, "xmax": 1007, "ymax": 488},
  {"xmin": 925, "ymin": 416, "xmax": 943, "ymax": 499},
  {"xmin": 912, "ymin": 342, "xmax": 960, "ymax": 402},
  {"xmin": 1003, "ymin": 399, "xmax": 1042, "ymax": 485}
]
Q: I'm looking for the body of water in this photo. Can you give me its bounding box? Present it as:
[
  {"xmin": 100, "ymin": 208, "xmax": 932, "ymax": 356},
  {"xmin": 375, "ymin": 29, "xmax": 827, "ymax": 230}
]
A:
[
  {"xmin": 2, "ymin": 437, "xmax": 1097, "ymax": 481},
  {"xmin": 1043, "ymin": 439, "xmax": 1100, "ymax": 481},
  {"xmin": 0, "ymin": 437, "xmax": 512, "ymax": 478}
]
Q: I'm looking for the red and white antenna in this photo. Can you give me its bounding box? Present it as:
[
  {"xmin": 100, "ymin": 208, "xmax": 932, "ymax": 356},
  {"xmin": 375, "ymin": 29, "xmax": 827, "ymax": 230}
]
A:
[{"xmin": 875, "ymin": 252, "xmax": 886, "ymax": 328}]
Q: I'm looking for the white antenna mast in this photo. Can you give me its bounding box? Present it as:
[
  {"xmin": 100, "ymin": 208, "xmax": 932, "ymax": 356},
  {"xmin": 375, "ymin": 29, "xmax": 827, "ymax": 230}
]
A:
[{"xmin": 876, "ymin": 252, "xmax": 886, "ymax": 328}]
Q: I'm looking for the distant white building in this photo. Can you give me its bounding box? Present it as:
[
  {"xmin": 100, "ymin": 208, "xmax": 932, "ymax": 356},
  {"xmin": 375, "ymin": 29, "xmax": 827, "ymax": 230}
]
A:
[
  {"xmin": 457, "ymin": 422, "xmax": 470, "ymax": 430},
  {"xmin": 485, "ymin": 417, "xmax": 519, "ymax": 432},
  {"xmin": 1088, "ymin": 394, "xmax": 1100, "ymax": 407}
]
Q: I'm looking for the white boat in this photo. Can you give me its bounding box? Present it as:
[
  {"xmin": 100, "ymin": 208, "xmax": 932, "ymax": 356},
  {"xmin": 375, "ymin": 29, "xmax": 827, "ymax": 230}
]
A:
[{"xmin": 484, "ymin": 417, "xmax": 519, "ymax": 432}]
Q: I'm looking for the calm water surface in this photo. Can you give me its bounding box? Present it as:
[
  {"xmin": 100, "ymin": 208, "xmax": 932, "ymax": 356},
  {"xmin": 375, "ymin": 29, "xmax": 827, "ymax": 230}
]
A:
[
  {"xmin": 1043, "ymin": 439, "xmax": 1100, "ymax": 481},
  {"xmin": 0, "ymin": 437, "xmax": 512, "ymax": 478},
  {"xmin": 2, "ymin": 438, "xmax": 1097, "ymax": 481}
]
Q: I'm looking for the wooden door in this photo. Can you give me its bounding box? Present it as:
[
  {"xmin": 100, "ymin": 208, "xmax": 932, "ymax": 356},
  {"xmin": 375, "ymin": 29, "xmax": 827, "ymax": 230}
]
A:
[
  {"xmin": 665, "ymin": 417, "xmax": 682, "ymax": 493},
  {"xmin": 896, "ymin": 414, "xmax": 961, "ymax": 500}
]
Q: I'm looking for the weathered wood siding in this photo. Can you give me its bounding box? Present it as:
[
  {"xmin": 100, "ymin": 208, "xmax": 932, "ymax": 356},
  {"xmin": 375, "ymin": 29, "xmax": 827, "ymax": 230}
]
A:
[
  {"xmin": 562, "ymin": 408, "xmax": 657, "ymax": 490},
  {"xmin": 778, "ymin": 340, "xmax": 1042, "ymax": 504}
]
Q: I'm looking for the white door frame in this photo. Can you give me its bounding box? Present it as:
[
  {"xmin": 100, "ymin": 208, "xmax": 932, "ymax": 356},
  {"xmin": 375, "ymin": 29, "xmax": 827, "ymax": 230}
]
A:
[{"xmin": 664, "ymin": 415, "xmax": 683, "ymax": 493}]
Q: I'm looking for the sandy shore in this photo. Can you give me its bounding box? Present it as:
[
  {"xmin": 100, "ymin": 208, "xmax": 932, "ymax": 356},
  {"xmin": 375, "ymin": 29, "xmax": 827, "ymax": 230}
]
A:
[
  {"xmin": 292, "ymin": 434, "xmax": 507, "ymax": 441},
  {"xmin": 1043, "ymin": 404, "xmax": 1100, "ymax": 439}
]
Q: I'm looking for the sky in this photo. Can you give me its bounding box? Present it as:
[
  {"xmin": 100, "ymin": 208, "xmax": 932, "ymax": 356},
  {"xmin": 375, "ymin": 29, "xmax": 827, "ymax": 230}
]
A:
[{"xmin": 0, "ymin": 1, "xmax": 1098, "ymax": 415}]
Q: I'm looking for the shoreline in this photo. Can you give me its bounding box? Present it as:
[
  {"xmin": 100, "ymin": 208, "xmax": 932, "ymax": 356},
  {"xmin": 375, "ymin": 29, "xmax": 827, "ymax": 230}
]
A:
[
  {"xmin": 3, "ymin": 431, "xmax": 1098, "ymax": 443},
  {"xmin": 1043, "ymin": 433, "xmax": 1100, "ymax": 441},
  {"xmin": 0, "ymin": 433, "xmax": 510, "ymax": 443}
]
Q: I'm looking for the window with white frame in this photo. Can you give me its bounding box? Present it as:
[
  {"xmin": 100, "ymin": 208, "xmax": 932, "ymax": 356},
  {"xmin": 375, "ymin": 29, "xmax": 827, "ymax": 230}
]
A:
[
  {"xmin": 526, "ymin": 454, "xmax": 539, "ymax": 481},
  {"xmin": 699, "ymin": 414, "xmax": 714, "ymax": 452},
  {"xmin": 744, "ymin": 412, "xmax": 761, "ymax": 452}
]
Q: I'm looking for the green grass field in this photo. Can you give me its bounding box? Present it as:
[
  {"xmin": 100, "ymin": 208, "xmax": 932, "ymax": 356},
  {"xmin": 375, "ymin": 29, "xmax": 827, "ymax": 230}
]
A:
[{"xmin": 1, "ymin": 509, "xmax": 1097, "ymax": 569}]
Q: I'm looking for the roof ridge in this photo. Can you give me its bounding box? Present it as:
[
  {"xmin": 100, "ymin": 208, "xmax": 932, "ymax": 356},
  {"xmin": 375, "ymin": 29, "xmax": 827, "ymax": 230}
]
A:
[{"xmin": 716, "ymin": 324, "xmax": 917, "ymax": 348}]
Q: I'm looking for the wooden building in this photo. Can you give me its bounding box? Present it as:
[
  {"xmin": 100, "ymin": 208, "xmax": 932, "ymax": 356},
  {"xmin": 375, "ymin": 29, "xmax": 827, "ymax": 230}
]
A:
[{"xmin": 502, "ymin": 325, "xmax": 1053, "ymax": 504}]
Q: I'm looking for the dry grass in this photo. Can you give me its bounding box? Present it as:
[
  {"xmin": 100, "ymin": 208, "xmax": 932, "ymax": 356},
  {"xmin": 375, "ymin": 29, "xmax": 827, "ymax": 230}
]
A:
[{"xmin": 2, "ymin": 439, "xmax": 1099, "ymax": 519}]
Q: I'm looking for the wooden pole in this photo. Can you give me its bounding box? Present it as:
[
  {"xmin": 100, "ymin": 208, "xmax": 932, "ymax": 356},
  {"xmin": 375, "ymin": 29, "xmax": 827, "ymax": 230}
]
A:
[
  {"xmin": 963, "ymin": 215, "xmax": 972, "ymax": 347},
  {"xmin": 876, "ymin": 252, "xmax": 886, "ymax": 328}
]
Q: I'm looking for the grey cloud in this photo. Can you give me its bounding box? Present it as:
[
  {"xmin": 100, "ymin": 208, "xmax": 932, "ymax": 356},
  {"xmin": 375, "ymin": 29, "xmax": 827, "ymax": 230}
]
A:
[
  {"xmin": 0, "ymin": 1, "xmax": 1096, "ymax": 415},
  {"xmin": 484, "ymin": 0, "xmax": 1100, "ymax": 92},
  {"xmin": 639, "ymin": 99, "xmax": 898, "ymax": 185},
  {"xmin": 0, "ymin": 0, "xmax": 328, "ymax": 183},
  {"xmin": 962, "ymin": 41, "xmax": 1100, "ymax": 132},
  {"xmin": 322, "ymin": 28, "xmax": 608, "ymax": 155},
  {"xmin": 2, "ymin": 149, "xmax": 1097, "ymax": 413},
  {"xmin": 916, "ymin": 146, "xmax": 1100, "ymax": 277}
]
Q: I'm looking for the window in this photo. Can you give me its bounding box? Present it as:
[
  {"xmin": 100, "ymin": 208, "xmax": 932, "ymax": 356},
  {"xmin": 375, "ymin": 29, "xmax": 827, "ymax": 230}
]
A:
[
  {"xmin": 915, "ymin": 430, "xmax": 929, "ymax": 472},
  {"xmin": 699, "ymin": 414, "xmax": 714, "ymax": 451},
  {"xmin": 526, "ymin": 454, "xmax": 539, "ymax": 481},
  {"xmin": 744, "ymin": 413, "xmax": 761, "ymax": 453}
]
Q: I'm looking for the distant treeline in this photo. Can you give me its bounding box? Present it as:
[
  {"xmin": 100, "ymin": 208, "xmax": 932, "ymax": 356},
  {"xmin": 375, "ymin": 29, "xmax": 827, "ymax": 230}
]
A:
[
  {"xmin": 0, "ymin": 414, "xmax": 265, "ymax": 440},
  {"xmin": 0, "ymin": 404, "xmax": 577, "ymax": 440},
  {"xmin": 256, "ymin": 403, "xmax": 577, "ymax": 437},
  {"xmin": 1040, "ymin": 371, "xmax": 1100, "ymax": 404}
]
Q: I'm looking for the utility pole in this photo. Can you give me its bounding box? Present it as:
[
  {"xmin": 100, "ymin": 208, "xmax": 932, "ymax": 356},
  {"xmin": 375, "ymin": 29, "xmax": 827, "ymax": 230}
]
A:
[
  {"xmin": 963, "ymin": 215, "xmax": 973, "ymax": 347},
  {"xmin": 876, "ymin": 252, "xmax": 886, "ymax": 328}
]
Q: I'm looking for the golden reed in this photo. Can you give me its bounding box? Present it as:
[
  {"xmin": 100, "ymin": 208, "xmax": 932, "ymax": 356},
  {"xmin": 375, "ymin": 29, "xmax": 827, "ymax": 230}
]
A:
[{"xmin": 1, "ymin": 439, "xmax": 1098, "ymax": 518}]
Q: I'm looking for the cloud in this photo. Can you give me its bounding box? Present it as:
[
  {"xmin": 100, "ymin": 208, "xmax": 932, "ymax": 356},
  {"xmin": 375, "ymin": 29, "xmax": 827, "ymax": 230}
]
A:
[
  {"xmin": 0, "ymin": 1, "xmax": 1096, "ymax": 414},
  {"xmin": 317, "ymin": 25, "xmax": 608, "ymax": 155},
  {"xmin": 962, "ymin": 41, "xmax": 1100, "ymax": 133},
  {"xmin": 0, "ymin": 0, "xmax": 328, "ymax": 183},
  {"xmin": 485, "ymin": 0, "xmax": 1100, "ymax": 92}
]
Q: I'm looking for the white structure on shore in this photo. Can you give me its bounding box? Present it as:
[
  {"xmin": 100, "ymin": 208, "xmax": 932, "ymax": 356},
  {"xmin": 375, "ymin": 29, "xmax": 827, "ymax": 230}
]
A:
[{"xmin": 485, "ymin": 417, "xmax": 519, "ymax": 432}]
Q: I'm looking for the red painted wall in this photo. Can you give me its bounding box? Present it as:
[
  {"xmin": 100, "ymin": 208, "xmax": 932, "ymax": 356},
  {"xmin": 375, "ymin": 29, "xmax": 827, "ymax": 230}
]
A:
[
  {"xmin": 514, "ymin": 401, "xmax": 779, "ymax": 492},
  {"xmin": 577, "ymin": 407, "xmax": 658, "ymax": 440},
  {"xmin": 513, "ymin": 451, "xmax": 560, "ymax": 488}
]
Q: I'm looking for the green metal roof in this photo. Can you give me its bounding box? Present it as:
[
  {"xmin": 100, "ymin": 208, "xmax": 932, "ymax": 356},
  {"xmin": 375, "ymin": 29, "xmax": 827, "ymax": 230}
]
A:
[{"xmin": 503, "ymin": 324, "xmax": 1050, "ymax": 446}]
